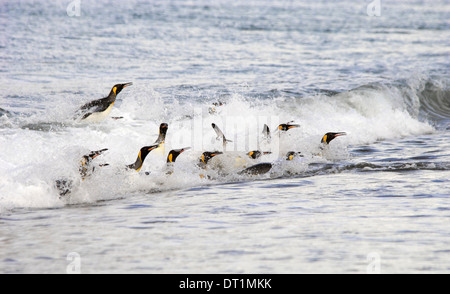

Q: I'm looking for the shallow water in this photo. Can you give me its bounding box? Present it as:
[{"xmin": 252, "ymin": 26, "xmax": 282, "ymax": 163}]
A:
[
  {"xmin": 0, "ymin": 0, "xmax": 449, "ymax": 274},
  {"xmin": 2, "ymin": 164, "xmax": 450, "ymax": 274}
]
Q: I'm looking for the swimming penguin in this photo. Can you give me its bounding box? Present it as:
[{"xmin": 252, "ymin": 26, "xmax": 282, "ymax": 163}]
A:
[
  {"xmin": 167, "ymin": 147, "xmax": 190, "ymax": 164},
  {"xmin": 321, "ymin": 132, "xmax": 347, "ymax": 145},
  {"xmin": 247, "ymin": 150, "xmax": 272, "ymax": 160},
  {"xmin": 154, "ymin": 123, "xmax": 169, "ymax": 144},
  {"xmin": 165, "ymin": 147, "xmax": 190, "ymax": 175},
  {"xmin": 238, "ymin": 151, "xmax": 301, "ymax": 176},
  {"xmin": 285, "ymin": 151, "xmax": 303, "ymax": 161},
  {"xmin": 75, "ymin": 82, "xmax": 132, "ymax": 122},
  {"xmin": 198, "ymin": 151, "xmax": 223, "ymax": 179},
  {"xmin": 55, "ymin": 148, "xmax": 109, "ymax": 197},
  {"xmin": 198, "ymin": 151, "xmax": 223, "ymax": 169},
  {"xmin": 212, "ymin": 123, "xmax": 232, "ymax": 151},
  {"xmin": 127, "ymin": 144, "xmax": 160, "ymax": 172},
  {"xmin": 278, "ymin": 121, "xmax": 300, "ymax": 132}
]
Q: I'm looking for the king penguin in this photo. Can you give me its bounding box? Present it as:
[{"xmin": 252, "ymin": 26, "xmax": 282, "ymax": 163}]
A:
[
  {"xmin": 247, "ymin": 150, "xmax": 272, "ymax": 160},
  {"xmin": 238, "ymin": 151, "xmax": 301, "ymax": 176},
  {"xmin": 75, "ymin": 82, "xmax": 132, "ymax": 122},
  {"xmin": 153, "ymin": 123, "xmax": 169, "ymax": 156},
  {"xmin": 198, "ymin": 151, "xmax": 223, "ymax": 179},
  {"xmin": 199, "ymin": 151, "xmax": 223, "ymax": 168},
  {"xmin": 127, "ymin": 145, "xmax": 160, "ymax": 172},
  {"xmin": 165, "ymin": 147, "xmax": 190, "ymax": 175},
  {"xmin": 55, "ymin": 148, "xmax": 109, "ymax": 197},
  {"xmin": 167, "ymin": 147, "xmax": 190, "ymax": 164},
  {"xmin": 154, "ymin": 123, "xmax": 169, "ymax": 144},
  {"xmin": 79, "ymin": 148, "xmax": 109, "ymax": 180},
  {"xmin": 278, "ymin": 121, "xmax": 300, "ymax": 132},
  {"xmin": 321, "ymin": 132, "xmax": 347, "ymax": 145}
]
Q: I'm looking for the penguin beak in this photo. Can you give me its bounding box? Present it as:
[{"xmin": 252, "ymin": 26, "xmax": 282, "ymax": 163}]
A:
[
  {"xmin": 334, "ymin": 132, "xmax": 347, "ymax": 137},
  {"xmin": 123, "ymin": 82, "xmax": 133, "ymax": 88},
  {"xmin": 88, "ymin": 148, "xmax": 108, "ymax": 159},
  {"xmin": 148, "ymin": 146, "xmax": 158, "ymax": 151},
  {"xmin": 177, "ymin": 147, "xmax": 191, "ymax": 154}
]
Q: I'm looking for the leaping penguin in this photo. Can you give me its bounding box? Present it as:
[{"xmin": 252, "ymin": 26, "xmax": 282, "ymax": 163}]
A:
[
  {"xmin": 75, "ymin": 82, "xmax": 132, "ymax": 122},
  {"xmin": 55, "ymin": 148, "xmax": 109, "ymax": 197},
  {"xmin": 212, "ymin": 123, "xmax": 232, "ymax": 152},
  {"xmin": 262, "ymin": 122, "xmax": 299, "ymax": 140},
  {"xmin": 79, "ymin": 148, "xmax": 109, "ymax": 180}
]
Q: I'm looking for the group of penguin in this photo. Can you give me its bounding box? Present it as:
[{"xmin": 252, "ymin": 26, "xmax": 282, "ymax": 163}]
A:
[{"xmin": 56, "ymin": 83, "xmax": 347, "ymax": 197}]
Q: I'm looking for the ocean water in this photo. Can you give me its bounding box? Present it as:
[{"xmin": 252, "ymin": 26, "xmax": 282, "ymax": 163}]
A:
[{"xmin": 0, "ymin": 0, "xmax": 449, "ymax": 274}]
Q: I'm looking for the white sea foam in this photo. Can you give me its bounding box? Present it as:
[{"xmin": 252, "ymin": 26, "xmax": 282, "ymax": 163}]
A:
[{"xmin": 0, "ymin": 77, "xmax": 441, "ymax": 211}]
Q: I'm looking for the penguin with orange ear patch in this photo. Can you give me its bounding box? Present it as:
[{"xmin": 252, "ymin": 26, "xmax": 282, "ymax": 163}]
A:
[
  {"xmin": 127, "ymin": 145, "xmax": 160, "ymax": 172},
  {"xmin": 76, "ymin": 83, "xmax": 132, "ymax": 122},
  {"xmin": 278, "ymin": 121, "xmax": 300, "ymax": 132},
  {"xmin": 165, "ymin": 147, "xmax": 191, "ymax": 175},
  {"xmin": 321, "ymin": 132, "xmax": 347, "ymax": 145}
]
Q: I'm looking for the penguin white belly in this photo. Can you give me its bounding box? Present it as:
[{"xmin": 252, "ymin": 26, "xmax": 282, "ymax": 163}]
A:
[{"xmin": 81, "ymin": 102, "xmax": 115, "ymax": 123}]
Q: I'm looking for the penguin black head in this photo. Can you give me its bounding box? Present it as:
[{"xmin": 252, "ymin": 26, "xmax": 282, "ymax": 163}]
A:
[
  {"xmin": 111, "ymin": 82, "xmax": 133, "ymax": 96},
  {"xmin": 140, "ymin": 145, "xmax": 159, "ymax": 159},
  {"xmin": 321, "ymin": 132, "xmax": 347, "ymax": 144},
  {"xmin": 278, "ymin": 122, "xmax": 300, "ymax": 132},
  {"xmin": 248, "ymin": 151, "xmax": 272, "ymax": 159},
  {"xmin": 200, "ymin": 151, "xmax": 223, "ymax": 164},
  {"xmin": 154, "ymin": 123, "xmax": 169, "ymax": 144},
  {"xmin": 128, "ymin": 144, "xmax": 160, "ymax": 171},
  {"xmin": 160, "ymin": 123, "xmax": 168, "ymax": 136},
  {"xmin": 248, "ymin": 151, "xmax": 262, "ymax": 160},
  {"xmin": 167, "ymin": 147, "xmax": 190, "ymax": 163},
  {"xmin": 286, "ymin": 151, "xmax": 302, "ymax": 161}
]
